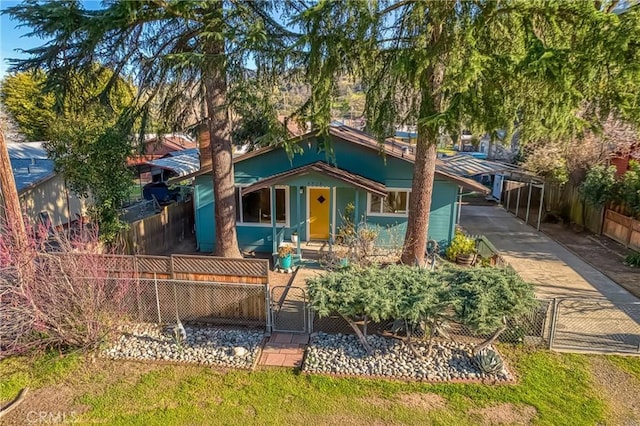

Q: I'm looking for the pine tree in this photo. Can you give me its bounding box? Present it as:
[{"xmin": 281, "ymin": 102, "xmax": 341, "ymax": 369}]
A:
[
  {"xmin": 298, "ymin": 0, "xmax": 640, "ymax": 265},
  {"xmin": 6, "ymin": 0, "xmax": 299, "ymax": 257}
]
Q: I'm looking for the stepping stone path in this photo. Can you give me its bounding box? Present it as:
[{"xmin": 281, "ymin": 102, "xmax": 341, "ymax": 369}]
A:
[{"xmin": 259, "ymin": 333, "xmax": 309, "ymax": 368}]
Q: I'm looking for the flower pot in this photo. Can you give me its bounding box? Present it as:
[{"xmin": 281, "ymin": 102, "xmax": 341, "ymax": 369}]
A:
[
  {"xmin": 279, "ymin": 253, "xmax": 292, "ymax": 269},
  {"xmin": 456, "ymin": 253, "xmax": 475, "ymax": 266}
]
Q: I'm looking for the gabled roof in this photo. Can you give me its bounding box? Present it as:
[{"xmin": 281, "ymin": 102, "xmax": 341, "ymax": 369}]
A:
[
  {"xmin": 242, "ymin": 161, "xmax": 387, "ymax": 197},
  {"xmin": 8, "ymin": 142, "xmax": 56, "ymax": 192},
  {"xmin": 176, "ymin": 124, "xmax": 489, "ymax": 193}
]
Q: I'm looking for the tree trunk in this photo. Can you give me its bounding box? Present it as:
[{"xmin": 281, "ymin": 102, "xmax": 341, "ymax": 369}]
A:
[
  {"xmin": 0, "ymin": 129, "xmax": 28, "ymax": 253},
  {"xmin": 202, "ymin": 19, "xmax": 242, "ymax": 259},
  {"xmin": 401, "ymin": 137, "xmax": 438, "ymax": 265},
  {"xmin": 339, "ymin": 312, "xmax": 373, "ymax": 355},
  {"xmin": 400, "ymin": 23, "xmax": 445, "ymax": 266},
  {"xmin": 473, "ymin": 323, "xmax": 508, "ymax": 355}
]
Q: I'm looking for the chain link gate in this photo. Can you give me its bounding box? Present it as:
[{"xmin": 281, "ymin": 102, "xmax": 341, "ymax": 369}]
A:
[
  {"xmin": 550, "ymin": 297, "xmax": 640, "ymax": 354},
  {"xmin": 270, "ymin": 286, "xmax": 309, "ymax": 333}
]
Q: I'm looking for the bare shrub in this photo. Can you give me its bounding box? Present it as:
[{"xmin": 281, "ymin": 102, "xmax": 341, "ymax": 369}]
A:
[{"xmin": 0, "ymin": 219, "xmax": 132, "ymax": 356}]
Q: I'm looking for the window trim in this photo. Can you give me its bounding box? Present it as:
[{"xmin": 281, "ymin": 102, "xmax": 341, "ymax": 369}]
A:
[
  {"xmin": 235, "ymin": 185, "xmax": 290, "ymax": 227},
  {"xmin": 367, "ymin": 188, "xmax": 411, "ymax": 217}
]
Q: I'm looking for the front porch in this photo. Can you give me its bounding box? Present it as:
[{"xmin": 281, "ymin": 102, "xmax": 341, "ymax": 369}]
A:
[{"xmin": 236, "ymin": 161, "xmax": 390, "ymax": 267}]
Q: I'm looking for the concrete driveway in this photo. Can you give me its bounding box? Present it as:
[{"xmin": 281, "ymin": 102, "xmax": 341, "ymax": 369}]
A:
[{"xmin": 460, "ymin": 205, "xmax": 640, "ymax": 354}]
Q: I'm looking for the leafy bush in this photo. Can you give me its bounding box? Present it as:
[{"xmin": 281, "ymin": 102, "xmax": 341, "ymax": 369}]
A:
[
  {"xmin": 444, "ymin": 266, "xmax": 537, "ymax": 335},
  {"xmin": 307, "ymin": 264, "xmax": 536, "ymax": 354},
  {"xmin": 624, "ymin": 251, "xmax": 640, "ymax": 268},
  {"xmin": 445, "ymin": 230, "xmax": 476, "ymax": 261},
  {"xmin": 580, "ymin": 165, "xmax": 617, "ymax": 207}
]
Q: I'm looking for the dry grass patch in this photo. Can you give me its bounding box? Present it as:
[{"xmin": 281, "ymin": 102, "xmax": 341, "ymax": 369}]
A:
[
  {"xmin": 360, "ymin": 392, "xmax": 447, "ymax": 413},
  {"xmin": 470, "ymin": 403, "xmax": 537, "ymax": 425},
  {"xmin": 397, "ymin": 393, "xmax": 447, "ymax": 411},
  {"xmin": 590, "ymin": 356, "xmax": 640, "ymax": 425}
]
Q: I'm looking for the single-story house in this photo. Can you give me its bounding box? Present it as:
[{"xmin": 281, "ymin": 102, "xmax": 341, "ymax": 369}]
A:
[
  {"xmin": 8, "ymin": 141, "xmax": 88, "ymax": 228},
  {"xmin": 186, "ymin": 123, "xmax": 488, "ymax": 254}
]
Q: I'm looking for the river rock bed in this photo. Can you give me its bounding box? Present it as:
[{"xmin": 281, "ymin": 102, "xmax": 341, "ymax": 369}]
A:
[
  {"xmin": 103, "ymin": 323, "xmax": 264, "ymax": 368},
  {"xmin": 302, "ymin": 332, "xmax": 512, "ymax": 381}
]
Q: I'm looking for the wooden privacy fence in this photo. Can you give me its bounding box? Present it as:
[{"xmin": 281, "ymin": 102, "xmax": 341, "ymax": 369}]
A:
[
  {"xmin": 603, "ymin": 209, "xmax": 640, "ymax": 251},
  {"xmin": 48, "ymin": 252, "xmax": 270, "ymax": 284},
  {"xmin": 118, "ymin": 200, "xmax": 194, "ymax": 255},
  {"xmin": 544, "ymin": 183, "xmax": 603, "ymax": 234}
]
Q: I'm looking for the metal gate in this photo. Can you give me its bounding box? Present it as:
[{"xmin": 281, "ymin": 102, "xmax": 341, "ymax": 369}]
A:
[
  {"xmin": 270, "ymin": 286, "xmax": 309, "ymax": 333},
  {"xmin": 550, "ymin": 297, "xmax": 640, "ymax": 354}
]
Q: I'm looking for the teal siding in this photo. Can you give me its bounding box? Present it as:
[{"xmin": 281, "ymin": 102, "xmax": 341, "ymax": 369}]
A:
[
  {"xmin": 235, "ymin": 137, "xmax": 413, "ymax": 186},
  {"xmin": 193, "ymin": 136, "xmax": 459, "ymax": 253},
  {"xmin": 362, "ymin": 180, "xmax": 457, "ymax": 249},
  {"xmin": 195, "ymin": 175, "xmax": 215, "ymax": 252}
]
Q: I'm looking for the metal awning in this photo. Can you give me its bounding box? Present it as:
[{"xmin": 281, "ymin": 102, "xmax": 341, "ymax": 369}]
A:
[
  {"xmin": 439, "ymin": 154, "xmax": 518, "ymax": 177},
  {"xmin": 241, "ymin": 161, "xmax": 388, "ymax": 197},
  {"xmin": 144, "ymin": 150, "xmax": 200, "ymax": 177}
]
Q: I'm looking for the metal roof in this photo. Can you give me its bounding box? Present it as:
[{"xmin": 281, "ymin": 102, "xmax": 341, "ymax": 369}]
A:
[
  {"xmin": 178, "ymin": 124, "xmax": 490, "ymax": 193},
  {"xmin": 8, "ymin": 142, "xmax": 56, "ymax": 192},
  {"xmin": 145, "ymin": 149, "xmax": 200, "ymax": 177},
  {"xmin": 439, "ymin": 154, "xmax": 518, "ymax": 177}
]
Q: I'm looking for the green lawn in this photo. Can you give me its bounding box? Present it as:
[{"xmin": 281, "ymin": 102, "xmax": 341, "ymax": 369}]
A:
[{"xmin": 1, "ymin": 347, "xmax": 637, "ymax": 425}]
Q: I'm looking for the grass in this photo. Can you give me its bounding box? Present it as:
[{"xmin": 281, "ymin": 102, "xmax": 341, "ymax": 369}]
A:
[
  {"xmin": 1, "ymin": 346, "xmax": 628, "ymax": 426},
  {"xmin": 0, "ymin": 350, "xmax": 81, "ymax": 400},
  {"xmin": 607, "ymin": 354, "xmax": 640, "ymax": 381}
]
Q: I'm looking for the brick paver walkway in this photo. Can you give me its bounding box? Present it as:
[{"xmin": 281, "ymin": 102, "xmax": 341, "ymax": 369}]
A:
[{"xmin": 259, "ymin": 333, "xmax": 309, "ymax": 367}]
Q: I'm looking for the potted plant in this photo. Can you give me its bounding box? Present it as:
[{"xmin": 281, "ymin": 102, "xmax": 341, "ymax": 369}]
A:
[
  {"xmin": 445, "ymin": 230, "xmax": 476, "ymax": 266},
  {"xmin": 278, "ymin": 244, "xmax": 294, "ymax": 269},
  {"xmin": 334, "ymin": 246, "xmax": 350, "ymax": 268},
  {"xmin": 291, "ymin": 231, "xmax": 298, "ymax": 244}
]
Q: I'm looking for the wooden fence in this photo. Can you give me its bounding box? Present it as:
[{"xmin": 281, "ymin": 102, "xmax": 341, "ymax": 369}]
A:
[
  {"xmin": 603, "ymin": 209, "xmax": 640, "ymax": 251},
  {"xmin": 50, "ymin": 252, "xmax": 270, "ymax": 284},
  {"xmin": 540, "ymin": 182, "xmax": 604, "ymax": 234},
  {"xmin": 118, "ymin": 200, "xmax": 194, "ymax": 255}
]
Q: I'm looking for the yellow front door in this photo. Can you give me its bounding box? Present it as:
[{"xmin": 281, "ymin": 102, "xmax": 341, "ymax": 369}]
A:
[{"xmin": 309, "ymin": 188, "xmax": 330, "ymax": 240}]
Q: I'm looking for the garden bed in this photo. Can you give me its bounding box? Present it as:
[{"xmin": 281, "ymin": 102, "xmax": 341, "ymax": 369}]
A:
[
  {"xmin": 102, "ymin": 323, "xmax": 264, "ymax": 369},
  {"xmin": 302, "ymin": 332, "xmax": 513, "ymax": 382}
]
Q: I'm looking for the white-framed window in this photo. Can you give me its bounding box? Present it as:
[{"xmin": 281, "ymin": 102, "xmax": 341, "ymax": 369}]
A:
[
  {"xmin": 367, "ymin": 189, "xmax": 411, "ymax": 216},
  {"xmin": 235, "ymin": 186, "xmax": 289, "ymax": 226}
]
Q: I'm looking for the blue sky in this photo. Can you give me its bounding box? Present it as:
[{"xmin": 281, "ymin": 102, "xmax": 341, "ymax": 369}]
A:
[
  {"xmin": 0, "ymin": 0, "xmax": 103, "ymax": 78},
  {"xmin": 1, "ymin": 0, "xmax": 42, "ymax": 78}
]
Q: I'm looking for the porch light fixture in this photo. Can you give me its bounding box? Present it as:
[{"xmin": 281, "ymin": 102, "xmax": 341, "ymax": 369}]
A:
[{"xmin": 299, "ymin": 187, "xmax": 304, "ymax": 194}]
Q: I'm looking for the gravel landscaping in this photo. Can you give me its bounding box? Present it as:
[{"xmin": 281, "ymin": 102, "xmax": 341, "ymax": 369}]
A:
[
  {"xmin": 103, "ymin": 323, "xmax": 264, "ymax": 368},
  {"xmin": 302, "ymin": 332, "xmax": 512, "ymax": 382}
]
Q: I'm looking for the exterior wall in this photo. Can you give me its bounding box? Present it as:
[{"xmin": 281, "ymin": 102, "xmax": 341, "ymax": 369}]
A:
[
  {"xmin": 19, "ymin": 175, "xmax": 88, "ymax": 228},
  {"xmin": 194, "ymin": 137, "xmax": 459, "ymax": 253}
]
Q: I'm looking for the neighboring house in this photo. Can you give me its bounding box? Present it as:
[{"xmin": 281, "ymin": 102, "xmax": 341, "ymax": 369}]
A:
[
  {"xmin": 8, "ymin": 141, "xmax": 88, "ymax": 228},
  {"xmin": 128, "ymin": 133, "xmax": 197, "ymax": 170},
  {"xmin": 611, "ymin": 144, "xmax": 640, "ymax": 177},
  {"xmin": 186, "ymin": 123, "xmax": 488, "ymax": 254},
  {"xmin": 143, "ymin": 148, "xmax": 200, "ymax": 183}
]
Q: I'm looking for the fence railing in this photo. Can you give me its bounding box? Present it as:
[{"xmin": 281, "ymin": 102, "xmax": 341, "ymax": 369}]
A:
[
  {"xmin": 47, "ymin": 252, "xmax": 270, "ymax": 284},
  {"xmin": 549, "ymin": 297, "xmax": 640, "ymax": 354},
  {"xmin": 120, "ymin": 277, "xmax": 268, "ymax": 328}
]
